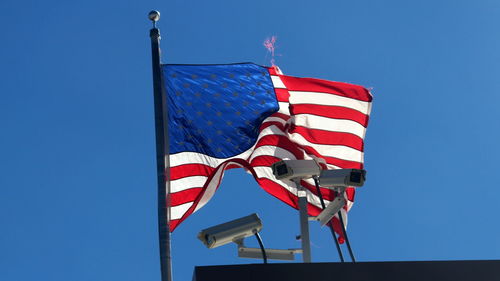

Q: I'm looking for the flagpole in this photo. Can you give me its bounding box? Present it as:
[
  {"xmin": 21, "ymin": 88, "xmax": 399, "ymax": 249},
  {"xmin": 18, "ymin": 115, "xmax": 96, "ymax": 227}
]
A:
[{"xmin": 148, "ymin": 11, "xmax": 173, "ymax": 281}]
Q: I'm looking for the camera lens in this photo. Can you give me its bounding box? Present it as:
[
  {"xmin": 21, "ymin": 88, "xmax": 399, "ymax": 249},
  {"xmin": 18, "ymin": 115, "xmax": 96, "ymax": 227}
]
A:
[
  {"xmin": 206, "ymin": 234, "xmax": 216, "ymax": 248},
  {"xmin": 276, "ymin": 164, "xmax": 288, "ymax": 176},
  {"xmin": 350, "ymin": 171, "xmax": 362, "ymax": 184}
]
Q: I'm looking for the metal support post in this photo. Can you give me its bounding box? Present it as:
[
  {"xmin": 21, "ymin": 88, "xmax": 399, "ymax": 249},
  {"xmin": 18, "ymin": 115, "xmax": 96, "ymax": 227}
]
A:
[{"xmin": 294, "ymin": 179, "xmax": 312, "ymax": 263}]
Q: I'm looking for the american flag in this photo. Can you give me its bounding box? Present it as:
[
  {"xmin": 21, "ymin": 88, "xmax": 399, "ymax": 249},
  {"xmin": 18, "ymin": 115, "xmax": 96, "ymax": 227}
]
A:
[{"xmin": 162, "ymin": 63, "xmax": 372, "ymax": 237}]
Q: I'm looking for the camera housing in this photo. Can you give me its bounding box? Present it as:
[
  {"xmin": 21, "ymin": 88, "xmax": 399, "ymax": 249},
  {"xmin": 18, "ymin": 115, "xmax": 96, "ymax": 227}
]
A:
[
  {"xmin": 238, "ymin": 247, "xmax": 302, "ymax": 261},
  {"xmin": 318, "ymin": 169, "xmax": 366, "ymax": 187},
  {"xmin": 271, "ymin": 160, "xmax": 321, "ymax": 180},
  {"xmin": 197, "ymin": 213, "xmax": 263, "ymax": 249},
  {"xmin": 315, "ymin": 196, "xmax": 346, "ymax": 226}
]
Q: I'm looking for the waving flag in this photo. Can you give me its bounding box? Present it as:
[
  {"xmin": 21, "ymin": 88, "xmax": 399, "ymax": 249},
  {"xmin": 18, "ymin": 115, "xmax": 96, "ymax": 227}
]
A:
[{"xmin": 163, "ymin": 63, "xmax": 372, "ymax": 235}]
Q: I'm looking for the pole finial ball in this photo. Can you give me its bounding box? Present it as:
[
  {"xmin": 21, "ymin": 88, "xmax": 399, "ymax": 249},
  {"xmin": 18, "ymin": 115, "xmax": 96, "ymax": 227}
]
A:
[{"xmin": 148, "ymin": 10, "xmax": 160, "ymax": 22}]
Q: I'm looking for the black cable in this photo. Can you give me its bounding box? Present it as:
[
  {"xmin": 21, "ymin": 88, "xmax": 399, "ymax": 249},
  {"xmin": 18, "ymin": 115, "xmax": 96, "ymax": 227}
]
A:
[
  {"xmin": 337, "ymin": 205, "xmax": 356, "ymax": 263},
  {"xmin": 313, "ymin": 177, "xmax": 344, "ymax": 263},
  {"xmin": 254, "ymin": 233, "xmax": 268, "ymax": 264}
]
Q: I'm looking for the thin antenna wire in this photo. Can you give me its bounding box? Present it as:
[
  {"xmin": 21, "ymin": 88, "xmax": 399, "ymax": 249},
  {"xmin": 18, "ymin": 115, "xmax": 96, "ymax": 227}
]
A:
[
  {"xmin": 313, "ymin": 177, "xmax": 344, "ymax": 262},
  {"xmin": 336, "ymin": 197, "xmax": 356, "ymax": 263},
  {"xmin": 254, "ymin": 233, "xmax": 268, "ymax": 264}
]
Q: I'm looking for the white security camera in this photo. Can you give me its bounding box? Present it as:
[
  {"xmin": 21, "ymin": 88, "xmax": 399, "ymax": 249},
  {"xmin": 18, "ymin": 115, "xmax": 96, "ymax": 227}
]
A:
[
  {"xmin": 318, "ymin": 169, "xmax": 366, "ymax": 187},
  {"xmin": 271, "ymin": 160, "xmax": 321, "ymax": 180},
  {"xmin": 315, "ymin": 196, "xmax": 346, "ymax": 226},
  {"xmin": 238, "ymin": 247, "xmax": 302, "ymax": 261},
  {"xmin": 197, "ymin": 213, "xmax": 263, "ymax": 249}
]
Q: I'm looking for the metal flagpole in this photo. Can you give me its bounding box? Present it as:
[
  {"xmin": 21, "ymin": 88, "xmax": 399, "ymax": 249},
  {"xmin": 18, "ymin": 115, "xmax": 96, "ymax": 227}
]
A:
[{"xmin": 148, "ymin": 11, "xmax": 173, "ymax": 281}]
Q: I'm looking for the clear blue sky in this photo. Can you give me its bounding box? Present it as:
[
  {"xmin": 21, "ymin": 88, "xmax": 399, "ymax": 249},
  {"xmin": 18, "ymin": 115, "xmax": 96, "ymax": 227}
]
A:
[{"xmin": 1, "ymin": 0, "xmax": 500, "ymax": 280}]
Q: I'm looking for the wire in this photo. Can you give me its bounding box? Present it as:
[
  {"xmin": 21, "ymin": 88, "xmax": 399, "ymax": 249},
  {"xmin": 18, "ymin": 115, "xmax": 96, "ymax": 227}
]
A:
[
  {"xmin": 254, "ymin": 233, "xmax": 268, "ymax": 264},
  {"xmin": 313, "ymin": 177, "xmax": 344, "ymax": 263},
  {"xmin": 337, "ymin": 205, "xmax": 356, "ymax": 263}
]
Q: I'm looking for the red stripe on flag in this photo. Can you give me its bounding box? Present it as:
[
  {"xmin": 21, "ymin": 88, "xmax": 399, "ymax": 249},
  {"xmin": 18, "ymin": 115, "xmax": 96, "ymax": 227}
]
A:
[
  {"xmin": 170, "ymin": 219, "xmax": 180, "ymax": 231},
  {"xmin": 270, "ymin": 112, "xmax": 290, "ymax": 121},
  {"xmin": 290, "ymin": 125, "xmax": 365, "ymax": 151},
  {"xmin": 170, "ymin": 164, "xmax": 214, "ymax": 180},
  {"xmin": 329, "ymin": 217, "xmax": 345, "ymax": 243},
  {"xmin": 290, "ymin": 104, "xmax": 369, "ymax": 127},
  {"xmin": 346, "ymin": 187, "xmax": 355, "ymax": 202},
  {"xmin": 280, "ymin": 75, "xmax": 372, "ymax": 102},
  {"xmin": 267, "ymin": 66, "xmax": 281, "ymax": 76},
  {"xmin": 274, "ymin": 88, "xmax": 290, "ymax": 102},
  {"xmin": 171, "ymin": 187, "xmax": 204, "ymax": 206}
]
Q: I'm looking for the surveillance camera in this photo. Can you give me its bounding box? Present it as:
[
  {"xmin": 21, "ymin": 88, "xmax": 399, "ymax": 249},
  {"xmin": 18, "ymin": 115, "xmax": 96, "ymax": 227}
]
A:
[
  {"xmin": 271, "ymin": 160, "xmax": 321, "ymax": 180},
  {"xmin": 316, "ymin": 196, "xmax": 346, "ymax": 226},
  {"xmin": 238, "ymin": 247, "xmax": 302, "ymax": 261},
  {"xmin": 318, "ymin": 169, "xmax": 366, "ymax": 187},
  {"xmin": 197, "ymin": 213, "xmax": 263, "ymax": 249}
]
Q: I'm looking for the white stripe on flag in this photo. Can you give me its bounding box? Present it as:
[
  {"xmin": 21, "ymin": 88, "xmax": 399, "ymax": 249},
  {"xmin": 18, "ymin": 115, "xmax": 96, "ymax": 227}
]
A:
[
  {"xmin": 288, "ymin": 133, "xmax": 364, "ymax": 163},
  {"xmin": 278, "ymin": 102, "xmax": 290, "ymax": 114},
  {"xmin": 289, "ymin": 91, "xmax": 371, "ymax": 114},
  {"xmin": 292, "ymin": 114, "xmax": 367, "ymax": 139},
  {"xmin": 262, "ymin": 116, "xmax": 287, "ymax": 125},
  {"xmin": 271, "ymin": 75, "xmax": 286, "ymax": 89},
  {"xmin": 170, "ymin": 176, "xmax": 208, "ymax": 193},
  {"xmin": 194, "ymin": 163, "xmax": 227, "ymax": 212},
  {"xmin": 171, "ymin": 202, "xmax": 193, "ymax": 220}
]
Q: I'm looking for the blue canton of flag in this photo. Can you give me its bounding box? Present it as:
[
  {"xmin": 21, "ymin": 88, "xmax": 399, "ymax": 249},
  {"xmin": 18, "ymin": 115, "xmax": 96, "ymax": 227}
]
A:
[{"xmin": 162, "ymin": 63, "xmax": 279, "ymax": 158}]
